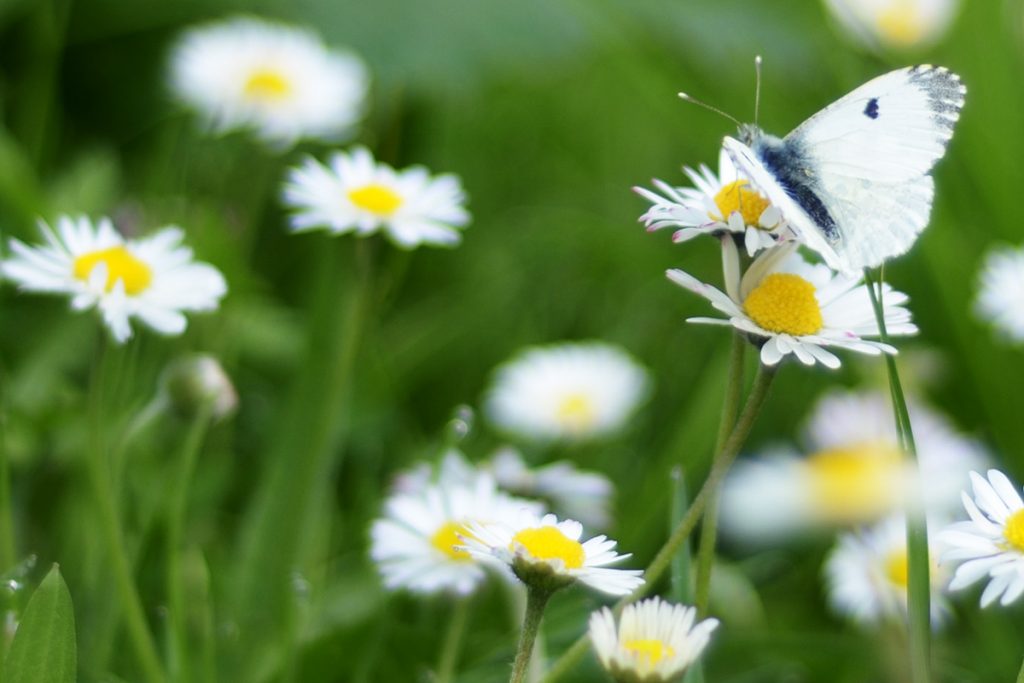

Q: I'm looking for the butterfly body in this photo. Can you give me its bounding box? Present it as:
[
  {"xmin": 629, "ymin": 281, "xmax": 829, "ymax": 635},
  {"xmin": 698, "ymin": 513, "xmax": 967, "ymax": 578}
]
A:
[{"xmin": 724, "ymin": 65, "xmax": 965, "ymax": 274}]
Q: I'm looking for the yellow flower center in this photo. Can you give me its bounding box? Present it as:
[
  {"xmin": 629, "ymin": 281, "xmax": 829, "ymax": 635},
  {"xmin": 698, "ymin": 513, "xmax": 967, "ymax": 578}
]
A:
[
  {"xmin": 711, "ymin": 180, "xmax": 771, "ymax": 227},
  {"xmin": 806, "ymin": 441, "xmax": 904, "ymax": 522},
  {"xmin": 243, "ymin": 68, "xmax": 293, "ymax": 101},
  {"xmin": 1003, "ymin": 509, "xmax": 1024, "ymax": 552},
  {"xmin": 510, "ymin": 526, "xmax": 585, "ymax": 569},
  {"xmin": 347, "ymin": 184, "xmax": 404, "ymax": 216},
  {"xmin": 624, "ymin": 639, "xmax": 675, "ymax": 668},
  {"xmin": 430, "ymin": 521, "xmax": 474, "ymax": 562},
  {"xmin": 72, "ymin": 246, "xmax": 153, "ymax": 295},
  {"xmin": 884, "ymin": 549, "xmax": 909, "ymax": 588},
  {"xmin": 743, "ymin": 273, "xmax": 823, "ymax": 336},
  {"xmin": 876, "ymin": 1, "xmax": 924, "ymax": 46},
  {"xmin": 555, "ymin": 393, "xmax": 596, "ymax": 432}
]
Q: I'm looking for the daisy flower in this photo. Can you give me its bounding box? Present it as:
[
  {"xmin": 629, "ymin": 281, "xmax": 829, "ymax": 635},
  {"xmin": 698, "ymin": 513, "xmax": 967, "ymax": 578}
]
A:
[
  {"xmin": 720, "ymin": 389, "xmax": 988, "ymax": 541},
  {"xmin": 484, "ymin": 342, "xmax": 649, "ymax": 442},
  {"xmin": 975, "ymin": 245, "xmax": 1024, "ymax": 342},
  {"xmin": 461, "ymin": 512, "xmax": 643, "ymax": 596},
  {"xmin": 589, "ymin": 598, "xmax": 719, "ymax": 683},
  {"xmin": 826, "ymin": 516, "xmax": 949, "ymax": 626},
  {"xmin": 282, "ymin": 147, "xmax": 470, "ymax": 248},
  {"xmin": 824, "ymin": 0, "xmax": 959, "ymax": 52},
  {"xmin": 169, "ymin": 16, "xmax": 368, "ymax": 147},
  {"xmin": 636, "ymin": 148, "xmax": 787, "ymax": 256},
  {"xmin": 2, "ymin": 216, "xmax": 227, "ymax": 343},
  {"xmin": 370, "ymin": 466, "xmax": 542, "ymax": 596},
  {"xmin": 668, "ymin": 243, "xmax": 917, "ymax": 368},
  {"xmin": 489, "ymin": 447, "xmax": 614, "ymax": 529},
  {"xmin": 940, "ymin": 469, "xmax": 1024, "ymax": 607}
]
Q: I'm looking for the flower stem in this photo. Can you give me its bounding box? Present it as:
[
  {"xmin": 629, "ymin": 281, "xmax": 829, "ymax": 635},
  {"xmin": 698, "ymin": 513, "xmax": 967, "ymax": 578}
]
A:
[
  {"xmin": 0, "ymin": 366, "xmax": 14, "ymax": 571},
  {"xmin": 1016, "ymin": 656, "xmax": 1024, "ymax": 683},
  {"xmin": 232, "ymin": 238, "xmax": 372, "ymax": 668},
  {"xmin": 511, "ymin": 587, "xmax": 553, "ymax": 683},
  {"xmin": 88, "ymin": 340, "xmax": 165, "ymax": 683},
  {"xmin": 864, "ymin": 267, "xmax": 929, "ymax": 683},
  {"xmin": 694, "ymin": 333, "xmax": 745, "ymax": 617},
  {"xmin": 166, "ymin": 404, "xmax": 214, "ymax": 683},
  {"xmin": 542, "ymin": 364, "xmax": 775, "ymax": 682},
  {"xmin": 437, "ymin": 596, "xmax": 472, "ymax": 683}
]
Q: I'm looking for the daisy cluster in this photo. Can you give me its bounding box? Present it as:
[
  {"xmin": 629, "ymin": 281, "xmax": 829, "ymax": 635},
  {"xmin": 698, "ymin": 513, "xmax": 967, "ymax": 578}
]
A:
[
  {"xmin": 371, "ymin": 448, "xmax": 642, "ymax": 597},
  {"xmin": 638, "ymin": 152, "xmax": 917, "ymax": 370},
  {"xmin": 0, "ymin": 16, "xmax": 472, "ymax": 342}
]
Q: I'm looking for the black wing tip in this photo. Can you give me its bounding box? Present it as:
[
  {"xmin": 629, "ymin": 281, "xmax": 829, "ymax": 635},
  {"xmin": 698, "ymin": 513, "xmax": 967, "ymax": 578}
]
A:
[{"xmin": 906, "ymin": 63, "xmax": 966, "ymax": 116}]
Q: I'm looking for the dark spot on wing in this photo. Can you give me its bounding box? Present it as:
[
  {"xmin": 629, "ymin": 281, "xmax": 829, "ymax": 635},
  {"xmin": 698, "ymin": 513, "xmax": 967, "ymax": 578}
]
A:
[
  {"xmin": 755, "ymin": 138, "xmax": 840, "ymax": 244},
  {"xmin": 864, "ymin": 97, "xmax": 879, "ymax": 119}
]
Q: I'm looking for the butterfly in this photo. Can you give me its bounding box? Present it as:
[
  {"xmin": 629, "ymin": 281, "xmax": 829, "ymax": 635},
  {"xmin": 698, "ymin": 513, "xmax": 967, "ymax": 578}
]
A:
[{"xmin": 722, "ymin": 65, "xmax": 965, "ymax": 275}]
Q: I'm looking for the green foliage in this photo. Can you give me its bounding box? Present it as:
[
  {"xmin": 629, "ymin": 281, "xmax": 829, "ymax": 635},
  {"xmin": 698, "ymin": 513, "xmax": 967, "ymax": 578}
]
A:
[
  {"xmin": 0, "ymin": 0, "xmax": 1022, "ymax": 682},
  {"xmin": 2, "ymin": 565, "xmax": 76, "ymax": 683}
]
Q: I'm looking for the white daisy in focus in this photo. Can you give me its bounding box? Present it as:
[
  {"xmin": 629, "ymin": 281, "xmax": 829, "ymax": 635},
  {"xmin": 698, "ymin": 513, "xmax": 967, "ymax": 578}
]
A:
[
  {"xmin": 975, "ymin": 245, "xmax": 1024, "ymax": 343},
  {"xmin": 720, "ymin": 389, "xmax": 988, "ymax": 541},
  {"xmin": 589, "ymin": 597, "xmax": 718, "ymax": 683},
  {"xmin": 668, "ymin": 243, "xmax": 916, "ymax": 369},
  {"xmin": 282, "ymin": 147, "xmax": 470, "ymax": 248},
  {"xmin": 2, "ymin": 216, "xmax": 227, "ymax": 343},
  {"xmin": 485, "ymin": 342, "xmax": 649, "ymax": 442},
  {"xmin": 636, "ymin": 148, "xmax": 787, "ymax": 257},
  {"xmin": 826, "ymin": 516, "xmax": 949, "ymax": 626},
  {"xmin": 824, "ymin": 0, "xmax": 959, "ymax": 52},
  {"xmin": 490, "ymin": 447, "xmax": 613, "ymax": 529},
  {"xmin": 940, "ymin": 469, "xmax": 1024, "ymax": 607},
  {"xmin": 370, "ymin": 467, "xmax": 543, "ymax": 595},
  {"xmin": 461, "ymin": 512, "xmax": 643, "ymax": 596},
  {"xmin": 169, "ymin": 16, "xmax": 368, "ymax": 147}
]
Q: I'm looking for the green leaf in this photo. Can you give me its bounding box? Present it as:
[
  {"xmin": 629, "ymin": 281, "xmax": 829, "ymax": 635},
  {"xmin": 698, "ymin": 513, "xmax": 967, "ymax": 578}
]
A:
[{"xmin": 2, "ymin": 565, "xmax": 76, "ymax": 683}]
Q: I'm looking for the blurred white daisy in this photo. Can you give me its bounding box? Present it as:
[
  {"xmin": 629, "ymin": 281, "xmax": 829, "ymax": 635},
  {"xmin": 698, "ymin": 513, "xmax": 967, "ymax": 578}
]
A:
[
  {"xmin": 484, "ymin": 342, "xmax": 649, "ymax": 442},
  {"xmin": 826, "ymin": 516, "xmax": 949, "ymax": 626},
  {"xmin": 940, "ymin": 469, "xmax": 1024, "ymax": 607},
  {"xmin": 589, "ymin": 597, "xmax": 718, "ymax": 683},
  {"xmin": 637, "ymin": 148, "xmax": 787, "ymax": 256},
  {"xmin": 824, "ymin": 0, "xmax": 959, "ymax": 51},
  {"xmin": 720, "ymin": 390, "xmax": 988, "ymax": 541},
  {"xmin": 392, "ymin": 448, "xmax": 614, "ymax": 529},
  {"xmin": 489, "ymin": 447, "xmax": 613, "ymax": 530},
  {"xmin": 282, "ymin": 147, "xmax": 470, "ymax": 248},
  {"xmin": 2, "ymin": 216, "xmax": 227, "ymax": 343},
  {"xmin": 461, "ymin": 512, "xmax": 643, "ymax": 596},
  {"xmin": 975, "ymin": 245, "xmax": 1024, "ymax": 343},
  {"xmin": 668, "ymin": 243, "xmax": 916, "ymax": 369},
  {"xmin": 370, "ymin": 467, "xmax": 542, "ymax": 595},
  {"xmin": 169, "ymin": 16, "xmax": 368, "ymax": 147}
]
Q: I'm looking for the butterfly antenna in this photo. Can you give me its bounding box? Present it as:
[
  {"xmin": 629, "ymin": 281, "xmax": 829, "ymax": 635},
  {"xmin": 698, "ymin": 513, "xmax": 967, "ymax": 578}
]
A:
[
  {"xmin": 677, "ymin": 92, "xmax": 742, "ymax": 128},
  {"xmin": 754, "ymin": 55, "xmax": 763, "ymax": 127}
]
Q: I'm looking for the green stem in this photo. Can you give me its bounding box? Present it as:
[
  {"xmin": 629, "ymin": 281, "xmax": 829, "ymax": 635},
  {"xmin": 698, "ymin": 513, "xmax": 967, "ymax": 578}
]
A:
[
  {"xmin": 511, "ymin": 588, "xmax": 553, "ymax": 683},
  {"xmin": 232, "ymin": 238, "xmax": 372, "ymax": 673},
  {"xmin": 669, "ymin": 468, "xmax": 691, "ymax": 604},
  {"xmin": 863, "ymin": 268, "xmax": 929, "ymax": 683},
  {"xmin": 694, "ymin": 333, "xmax": 745, "ymax": 617},
  {"xmin": 1016, "ymin": 657, "xmax": 1024, "ymax": 683},
  {"xmin": 166, "ymin": 404, "xmax": 214, "ymax": 683},
  {"xmin": 87, "ymin": 342, "xmax": 165, "ymax": 683},
  {"xmin": 0, "ymin": 375, "xmax": 14, "ymax": 571},
  {"xmin": 437, "ymin": 596, "xmax": 472, "ymax": 683},
  {"xmin": 542, "ymin": 364, "xmax": 775, "ymax": 682}
]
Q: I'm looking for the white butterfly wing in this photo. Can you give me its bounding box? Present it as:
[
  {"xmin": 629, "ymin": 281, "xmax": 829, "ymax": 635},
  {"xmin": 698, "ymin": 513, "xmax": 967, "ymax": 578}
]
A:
[
  {"xmin": 791, "ymin": 65, "xmax": 964, "ymax": 183},
  {"xmin": 816, "ymin": 174, "xmax": 935, "ymax": 272},
  {"xmin": 724, "ymin": 65, "xmax": 964, "ymax": 273}
]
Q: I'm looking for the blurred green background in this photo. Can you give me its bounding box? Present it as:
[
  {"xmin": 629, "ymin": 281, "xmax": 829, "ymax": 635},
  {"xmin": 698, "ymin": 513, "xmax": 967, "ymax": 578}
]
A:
[{"xmin": 2, "ymin": 0, "xmax": 1024, "ymax": 681}]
